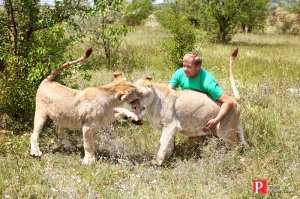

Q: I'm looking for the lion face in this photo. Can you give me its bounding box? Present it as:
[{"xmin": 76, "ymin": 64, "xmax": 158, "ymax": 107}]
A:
[{"xmin": 131, "ymin": 78, "xmax": 155, "ymax": 121}]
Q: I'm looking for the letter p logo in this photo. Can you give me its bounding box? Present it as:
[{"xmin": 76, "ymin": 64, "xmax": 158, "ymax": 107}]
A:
[{"xmin": 252, "ymin": 179, "xmax": 268, "ymax": 195}]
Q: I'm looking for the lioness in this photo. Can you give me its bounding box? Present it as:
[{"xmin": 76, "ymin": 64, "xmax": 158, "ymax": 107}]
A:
[
  {"xmin": 130, "ymin": 49, "xmax": 248, "ymax": 165},
  {"xmin": 30, "ymin": 49, "xmax": 144, "ymax": 165}
]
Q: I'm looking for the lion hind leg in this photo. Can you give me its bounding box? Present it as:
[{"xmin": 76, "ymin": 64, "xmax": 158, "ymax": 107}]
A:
[
  {"xmin": 237, "ymin": 125, "xmax": 249, "ymax": 147},
  {"xmin": 30, "ymin": 111, "xmax": 47, "ymax": 157}
]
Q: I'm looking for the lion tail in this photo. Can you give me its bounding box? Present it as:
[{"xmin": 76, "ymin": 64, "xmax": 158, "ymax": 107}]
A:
[
  {"xmin": 229, "ymin": 48, "xmax": 241, "ymax": 101},
  {"xmin": 46, "ymin": 48, "xmax": 93, "ymax": 81}
]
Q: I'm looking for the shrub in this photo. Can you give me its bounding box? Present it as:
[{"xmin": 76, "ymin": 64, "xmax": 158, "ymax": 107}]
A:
[
  {"xmin": 79, "ymin": 0, "xmax": 130, "ymax": 69},
  {"xmin": 155, "ymin": 6, "xmax": 196, "ymax": 68},
  {"xmin": 0, "ymin": 25, "xmax": 73, "ymax": 129},
  {"xmin": 0, "ymin": 0, "xmax": 81, "ymax": 129},
  {"xmin": 269, "ymin": 7, "xmax": 300, "ymax": 34}
]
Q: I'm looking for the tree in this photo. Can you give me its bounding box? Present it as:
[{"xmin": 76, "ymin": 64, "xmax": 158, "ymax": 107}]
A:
[
  {"xmin": 200, "ymin": 0, "xmax": 243, "ymax": 42},
  {"xmin": 238, "ymin": 0, "xmax": 268, "ymax": 32},
  {"xmin": 176, "ymin": 0, "xmax": 268, "ymax": 42},
  {"xmin": 289, "ymin": 0, "xmax": 300, "ymax": 13},
  {"xmin": 0, "ymin": 0, "xmax": 84, "ymax": 128},
  {"xmin": 124, "ymin": 0, "xmax": 153, "ymax": 26}
]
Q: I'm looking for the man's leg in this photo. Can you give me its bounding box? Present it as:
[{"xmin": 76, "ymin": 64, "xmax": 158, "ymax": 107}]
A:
[{"xmin": 217, "ymin": 104, "xmax": 241, "ymax": 145}]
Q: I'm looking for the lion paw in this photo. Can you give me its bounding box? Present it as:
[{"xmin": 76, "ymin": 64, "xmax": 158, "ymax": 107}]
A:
[
  {"xmin": 82, "ymin": 156, "xmax": 96, "ymax": 165},
  {"xmin": 30, "ymin": 147, "xmax": 42, "ymax": 157}
]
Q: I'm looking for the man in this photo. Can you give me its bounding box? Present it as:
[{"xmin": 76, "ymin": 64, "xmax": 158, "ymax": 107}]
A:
[{"xmin": 169, "ymin": 53, "xmax": 237, "ymax": 132}]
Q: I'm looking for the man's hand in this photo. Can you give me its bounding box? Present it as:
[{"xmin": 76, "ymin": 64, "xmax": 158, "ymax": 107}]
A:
[
  {"xmin": 202, "ymin": 93, "xmax": 236, "ymax": 132},
  {"xmin": 203, "ymin": 118, "xmax": 219, "ymax": 132}
]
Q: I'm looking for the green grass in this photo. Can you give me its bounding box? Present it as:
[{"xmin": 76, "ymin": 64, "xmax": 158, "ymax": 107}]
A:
[{"xmin": 1, "ymin": 26, "xmax": 300, "ymax": 198}]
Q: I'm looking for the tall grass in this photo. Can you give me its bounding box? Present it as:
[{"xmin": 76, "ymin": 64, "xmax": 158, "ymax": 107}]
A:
[{"xmin": 0, "ymin": 26, "xmax": 299, "ymax": 198}]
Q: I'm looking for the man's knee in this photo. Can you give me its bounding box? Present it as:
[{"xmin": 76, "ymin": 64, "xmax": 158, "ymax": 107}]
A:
[{"xmin": 232, "ymin": 101, "xmax": 240, "ymax": 116}]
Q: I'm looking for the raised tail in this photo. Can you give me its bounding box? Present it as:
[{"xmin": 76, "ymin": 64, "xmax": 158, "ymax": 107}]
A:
[
  {"xmin": 229, "ymin": 48, "xmax": 241, "ymax": 101},
  {"xmin": 46, "ymin": 48, "xmax": 93, "ymax": 81}
]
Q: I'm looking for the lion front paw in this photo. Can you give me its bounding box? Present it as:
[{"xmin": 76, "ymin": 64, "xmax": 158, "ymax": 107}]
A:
[
  {"xmin": 151, "ymin": 158, "xmax": 164, "ymax": 166},
  {"xmin": 82, "ymin": 156, "xmax": 96, "ymax": 165},
  {"xmin": 30, "ymin": 147, "xmax": 42, "ymax": 157}
]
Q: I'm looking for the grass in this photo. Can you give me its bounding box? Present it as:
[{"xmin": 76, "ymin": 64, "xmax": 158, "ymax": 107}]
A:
[{"xmin": 1, "ymin": 25, "xmax": 300, "ymax": 198}]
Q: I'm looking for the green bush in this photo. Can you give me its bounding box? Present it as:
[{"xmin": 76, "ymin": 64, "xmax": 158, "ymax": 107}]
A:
[
  {"xmin": 0, "ymin": 25, "xmax": 73, "ymax": 129},
  {"xmin": 79, "ymin": 0, "xmax": 130, "ymax": 69},
  {"xmin": 0, "ymin": 0, "xmax": 81, "ymax": 129},
  {"xmin": 155, "ymin": 6, "xmax": 196, "ymax": 68}
]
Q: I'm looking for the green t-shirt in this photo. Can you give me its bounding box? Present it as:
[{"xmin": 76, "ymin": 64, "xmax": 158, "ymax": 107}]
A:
[{"xmin": 169, "ymin": 68, "xmax": 223, "ymax": 101}]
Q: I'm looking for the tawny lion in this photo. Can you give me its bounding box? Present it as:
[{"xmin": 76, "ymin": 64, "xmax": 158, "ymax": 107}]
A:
[{"xmin": 30, "ymin": 49, "xmax": 144, "ymax": 165}]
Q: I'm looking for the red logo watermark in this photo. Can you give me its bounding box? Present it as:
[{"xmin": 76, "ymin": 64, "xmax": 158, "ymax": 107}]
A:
[{"xmin": 252, "ymin": 179, "xmax": 268, "ymax": 195}]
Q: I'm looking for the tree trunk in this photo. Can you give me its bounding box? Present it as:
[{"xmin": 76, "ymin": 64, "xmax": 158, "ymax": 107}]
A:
[
  {"xmin": 5, "ymin": 0, "xmax": 18, "ymax": 55},
  {"xmin": 218, "ymin": 17, "xmax": 230, "ymax": 43}
]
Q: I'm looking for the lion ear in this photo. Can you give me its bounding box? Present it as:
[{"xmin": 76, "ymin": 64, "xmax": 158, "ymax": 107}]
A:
[
  {"xmin": 144, "ymin": 76, "xmax": 152, "ymax": 81},
  {"xmin": 113, "ymin": 72, "xmax": 126, "ymax": 82},
  {"xmin": 144, "ymin": 76, "xmax": 153, "ymax": 86},
  {"xmin": 115, "ymin": 91, "xmax": 128, "ymax": 101}
]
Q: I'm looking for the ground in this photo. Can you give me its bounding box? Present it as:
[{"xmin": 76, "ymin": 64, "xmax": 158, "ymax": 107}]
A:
[{"xmin": 0, "ymin": 26, "xmax": 300, "ymax": 198}]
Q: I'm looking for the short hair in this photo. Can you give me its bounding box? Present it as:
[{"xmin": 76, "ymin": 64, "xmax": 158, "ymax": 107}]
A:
[
  {"xmin": 191, "ymin": 52, "xmax": 202, "ymax": 66},
  {"xmin": 182, "ymin": 52, "xmax": 202, "ymax": 66},
  {"xmin": 193, "ymin": 55, "xmax": 202, "ymax": 66},
  {"xmin": 182, "ymin": 53, "xmax": 193, "ymax": 63}
]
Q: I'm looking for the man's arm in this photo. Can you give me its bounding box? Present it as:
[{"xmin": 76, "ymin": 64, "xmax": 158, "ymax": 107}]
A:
[
  {"xmin": 168, "ymin": 71, "xmax": 179, "ymax": 89},
  {"xmin": 203, "ymin": 93, "xmax": 236, "ymax": 131}
]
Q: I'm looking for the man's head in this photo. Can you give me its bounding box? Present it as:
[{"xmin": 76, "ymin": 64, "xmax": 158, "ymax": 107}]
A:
[{"xmin": 182, "ymin": 53, "xmax": 202, "ymax": 77}]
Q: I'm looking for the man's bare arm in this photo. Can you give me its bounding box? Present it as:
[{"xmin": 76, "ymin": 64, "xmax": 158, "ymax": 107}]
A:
[{"xmin": 215, "ymin": 94, "xmax": 235, "ymax": 121}]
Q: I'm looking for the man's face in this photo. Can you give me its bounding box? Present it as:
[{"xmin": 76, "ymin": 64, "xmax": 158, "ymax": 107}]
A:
[{"xmin": 183, "ymin": 56, "xmax": 200, "ymax": 77}]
